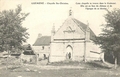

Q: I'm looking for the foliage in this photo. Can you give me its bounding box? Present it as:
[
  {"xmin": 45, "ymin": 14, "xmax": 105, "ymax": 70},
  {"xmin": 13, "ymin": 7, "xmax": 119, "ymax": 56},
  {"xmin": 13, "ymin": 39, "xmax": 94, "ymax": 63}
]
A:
[
  {"xmin": 93, "ymin": 8, "xmax": 120, "ymax": 58},
  {"xmin": 0, "ymin": 5, "xmax": 29, "ymax": 53}
]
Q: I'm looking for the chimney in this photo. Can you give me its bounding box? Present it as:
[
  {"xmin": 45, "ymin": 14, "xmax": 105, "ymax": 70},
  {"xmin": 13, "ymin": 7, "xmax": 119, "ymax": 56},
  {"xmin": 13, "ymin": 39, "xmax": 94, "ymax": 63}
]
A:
[{"xmin": 38, "ymin": 33, "xmax": 42, "ymax": 38}]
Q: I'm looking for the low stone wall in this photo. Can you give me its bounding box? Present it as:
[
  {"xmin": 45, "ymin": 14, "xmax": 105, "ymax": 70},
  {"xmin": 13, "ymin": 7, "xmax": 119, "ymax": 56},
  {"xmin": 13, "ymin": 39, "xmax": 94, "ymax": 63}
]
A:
[{"xmin": 21, "ymin": 54, "xmax": 36, "ymax": 63}]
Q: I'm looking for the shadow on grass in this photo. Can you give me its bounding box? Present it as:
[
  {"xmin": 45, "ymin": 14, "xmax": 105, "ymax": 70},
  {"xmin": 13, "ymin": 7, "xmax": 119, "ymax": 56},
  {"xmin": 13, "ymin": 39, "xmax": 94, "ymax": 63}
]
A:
[
  {"xmin": 8, "ymin": 65, "xmax": 22, "ymax": 70},
  {"xmin": 49, "ymin": 61, "xmax": 80, "ymax": 66},
  {"xmin": 86, "ymin": 61, "xmax": 112, "ymax": 69},
  {"xmin": 49, "ymin": 60, "xmax": 114, "ymax": 69}
]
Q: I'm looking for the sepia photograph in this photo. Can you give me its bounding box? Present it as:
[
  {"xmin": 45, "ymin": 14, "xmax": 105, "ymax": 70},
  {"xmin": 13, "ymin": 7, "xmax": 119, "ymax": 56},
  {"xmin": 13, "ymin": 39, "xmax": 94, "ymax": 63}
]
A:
[{"xmin": 0, "ymin": 0, "xmax": 120, "ymax": 77}]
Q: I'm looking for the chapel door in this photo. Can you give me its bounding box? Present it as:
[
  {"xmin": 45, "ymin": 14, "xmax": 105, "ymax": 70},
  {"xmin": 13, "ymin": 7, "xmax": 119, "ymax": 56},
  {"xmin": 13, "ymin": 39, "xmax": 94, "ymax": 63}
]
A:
[{"xmin": 66, "ymin": 45, "xmax": 72, "ymax": 60}]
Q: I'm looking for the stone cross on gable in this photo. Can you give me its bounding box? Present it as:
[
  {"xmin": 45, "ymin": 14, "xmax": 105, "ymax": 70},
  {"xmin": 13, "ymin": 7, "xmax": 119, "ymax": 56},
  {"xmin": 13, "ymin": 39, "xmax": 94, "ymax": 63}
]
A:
[{"xmin": 69, "ymin": 7, "xmax": 72, "ymax": 16}]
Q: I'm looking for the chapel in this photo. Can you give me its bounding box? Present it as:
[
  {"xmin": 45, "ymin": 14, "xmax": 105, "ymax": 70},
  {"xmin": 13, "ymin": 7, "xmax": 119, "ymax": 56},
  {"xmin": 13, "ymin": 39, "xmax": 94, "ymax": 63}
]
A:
[
  {"xmin": 49, "ymin": 9, "xmax": 101, "ymax": 62},
  {"xmin": 33, "ymin": 9, "xmax": 101, "ymax": 62}
]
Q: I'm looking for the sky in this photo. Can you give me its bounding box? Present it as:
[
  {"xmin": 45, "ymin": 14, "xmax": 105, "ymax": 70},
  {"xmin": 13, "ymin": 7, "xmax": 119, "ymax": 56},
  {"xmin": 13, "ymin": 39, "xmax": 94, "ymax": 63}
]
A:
[{"xmin": 0, "ymin": 0, "xmax": 120, "ymax": 45}]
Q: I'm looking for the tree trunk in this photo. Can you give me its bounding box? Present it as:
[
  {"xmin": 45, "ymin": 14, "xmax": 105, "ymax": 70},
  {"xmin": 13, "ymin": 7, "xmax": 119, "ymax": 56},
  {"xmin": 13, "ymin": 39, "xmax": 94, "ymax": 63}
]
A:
[
  {"xmin": 101, "ymin": 52, "xmax": 105, "ymax": 62},
  {"xmin": 6, "ymin": 50, "xmax": 9, "ymax": 70},
  {"xmin": 6, "ymin": 56, "xmax": 8, "ymax": 70},
  {"xmin": 36, "ymin": 54, "xmax": 38, "ymax": 65},
  {"xmin": 114, "ymin": 51, "xmax": 118, "ymax": 69},
  {"xmin": 114, "ymin": 57, "xmax": 117, "ymax": 69},
  {"xmin": 20, "ymin": 50, "xmax": 23, "ymax": 65}
]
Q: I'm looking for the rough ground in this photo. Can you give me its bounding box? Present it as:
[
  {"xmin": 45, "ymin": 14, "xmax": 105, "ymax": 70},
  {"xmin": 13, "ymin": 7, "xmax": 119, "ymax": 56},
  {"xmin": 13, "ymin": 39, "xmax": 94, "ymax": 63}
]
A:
[
  {"xmin": 0, "ymin": 65, "xmax": 120, "ymax": 77},
  {"xmin": 0, "ymin": 59, "xmax": 120, "ymax": 77}
]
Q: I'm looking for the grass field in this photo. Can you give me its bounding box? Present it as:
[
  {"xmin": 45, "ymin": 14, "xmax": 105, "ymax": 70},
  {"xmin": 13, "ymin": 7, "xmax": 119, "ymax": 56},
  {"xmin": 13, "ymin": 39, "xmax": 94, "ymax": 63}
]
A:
[
  {"xmin": 0, "ymin": 58, "xmax": 120, "ymax": 77},
  {"xmin": 0, "ymin": 65, "xmax": 120, "ymax": 77}
]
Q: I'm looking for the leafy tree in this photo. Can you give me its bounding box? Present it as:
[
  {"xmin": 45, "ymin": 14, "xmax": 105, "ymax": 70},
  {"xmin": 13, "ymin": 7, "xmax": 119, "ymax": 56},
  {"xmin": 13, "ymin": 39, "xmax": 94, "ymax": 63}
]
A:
[
  {"xmin": 93, "ymin": 8, "xmax": 120, "ymax": 69},
  {"xmin": 0, "ymin": 5, "xmax": 29, "ymax": 53},
  {"xmin": 0, "ymin": 5, "xmax": 29, "ymax": 69}
]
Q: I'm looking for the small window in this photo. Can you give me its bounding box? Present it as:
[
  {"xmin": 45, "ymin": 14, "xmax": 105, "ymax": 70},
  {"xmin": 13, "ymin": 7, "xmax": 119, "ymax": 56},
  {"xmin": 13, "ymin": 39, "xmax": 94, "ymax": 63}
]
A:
[{"xmin": 42, "ymin": 46, "xmax": 44, "ymax": 50}]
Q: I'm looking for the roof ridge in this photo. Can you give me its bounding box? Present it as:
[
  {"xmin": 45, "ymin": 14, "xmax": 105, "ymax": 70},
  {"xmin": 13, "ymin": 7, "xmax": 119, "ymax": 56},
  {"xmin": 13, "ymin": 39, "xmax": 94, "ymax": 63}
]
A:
[
  {"xmin": 41, "ymin": 36, "xmax": 51, "ymax": 37},
  {"xmin": 54, "ymin": 18, "xmax": 69, "ymax": 36},
  {"xmin": 71, "ymin": 18, "xmax": 96, "ymax": 40},
  {"xmin": 71, "ymin": 18, "xmax": 86, "ymax": 32},
  {"xmin": 33, "ymin": 36, "xmax": 51, "ymax": 46}
]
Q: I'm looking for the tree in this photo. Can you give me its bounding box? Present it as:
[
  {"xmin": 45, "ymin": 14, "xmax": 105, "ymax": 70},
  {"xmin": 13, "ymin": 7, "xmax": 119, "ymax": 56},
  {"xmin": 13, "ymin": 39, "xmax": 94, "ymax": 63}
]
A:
[
  {"xmin": 93, "ymin": 8, "xmax": 120, "ymax": 69},
  {"xmin": 0, "ymin": 5, "xmax": 29, "ymax": 52},
  {"xmin": 0, "ymin": 5, "xmax": 29, "ymax": 69}
]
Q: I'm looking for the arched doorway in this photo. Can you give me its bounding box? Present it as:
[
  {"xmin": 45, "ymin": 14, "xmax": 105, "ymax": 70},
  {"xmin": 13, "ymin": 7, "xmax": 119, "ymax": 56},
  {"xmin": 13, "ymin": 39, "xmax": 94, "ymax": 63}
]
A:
[{"xmin": 66, "ymin": 45, "xmax": 73, "ymax": 60}]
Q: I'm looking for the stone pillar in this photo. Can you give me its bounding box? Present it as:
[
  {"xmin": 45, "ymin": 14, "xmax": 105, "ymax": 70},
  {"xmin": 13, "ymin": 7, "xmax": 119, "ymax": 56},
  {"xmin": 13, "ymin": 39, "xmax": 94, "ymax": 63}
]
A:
[
  {"xmin": 49, "ymin": 25, "xmax": 55, "ymax": 62},
  {"xmin": 84, "ymin": 22, "xmax": 90, "ymax": 62},
  {"xmin": 51, "ymin": 26, "xmax": 55, "ymax": 42}
]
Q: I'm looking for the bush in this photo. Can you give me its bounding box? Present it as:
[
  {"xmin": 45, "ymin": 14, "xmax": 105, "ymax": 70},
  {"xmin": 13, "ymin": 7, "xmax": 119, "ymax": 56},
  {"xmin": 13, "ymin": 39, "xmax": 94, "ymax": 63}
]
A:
[
  {"xmin": 22, "ymin": 59, "xmax": 27, "ymax": 63},
  {"xmin": 39, "ymin": 58, "xmax": 42, "ymax": 61},
  {"xmin": 30, "ymin": 58, "xmax": 32, "ymax": 62}
]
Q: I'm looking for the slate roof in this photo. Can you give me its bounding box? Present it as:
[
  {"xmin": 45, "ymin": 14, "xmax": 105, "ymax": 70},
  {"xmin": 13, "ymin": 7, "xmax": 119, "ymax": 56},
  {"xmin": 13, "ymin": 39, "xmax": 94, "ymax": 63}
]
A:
[
  {"xmin": 72, "ymin": 18, "xmax": 96, "ymax": 40},
  {"xmin": 33, "ymin": 36, "xmax": 51, "ymax": 46}
]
